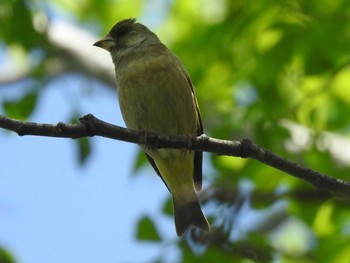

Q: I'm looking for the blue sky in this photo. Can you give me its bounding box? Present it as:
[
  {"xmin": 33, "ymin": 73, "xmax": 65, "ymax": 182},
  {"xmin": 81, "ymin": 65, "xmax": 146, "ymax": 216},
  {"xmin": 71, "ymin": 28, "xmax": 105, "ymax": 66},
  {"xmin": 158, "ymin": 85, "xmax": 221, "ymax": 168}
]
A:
[{"xmin": 0, "ymin": 75, "xmax": 178, "ymax": 262}]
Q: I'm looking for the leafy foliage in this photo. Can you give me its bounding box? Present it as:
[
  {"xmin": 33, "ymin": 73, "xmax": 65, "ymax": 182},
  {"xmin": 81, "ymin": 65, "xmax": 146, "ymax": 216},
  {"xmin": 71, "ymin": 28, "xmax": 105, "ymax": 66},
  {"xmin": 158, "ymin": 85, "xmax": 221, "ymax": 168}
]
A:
[{"xmin": 1, "ymin": 0, "xmax": 350, "ymax": 262}]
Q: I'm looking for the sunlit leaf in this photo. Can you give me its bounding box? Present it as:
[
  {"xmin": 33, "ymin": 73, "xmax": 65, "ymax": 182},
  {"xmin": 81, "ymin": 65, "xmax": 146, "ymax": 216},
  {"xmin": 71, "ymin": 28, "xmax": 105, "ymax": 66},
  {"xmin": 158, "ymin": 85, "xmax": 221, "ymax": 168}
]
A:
[{"xmin": 313, "ymin": 201, "xmax": 336, "ymax": 236}]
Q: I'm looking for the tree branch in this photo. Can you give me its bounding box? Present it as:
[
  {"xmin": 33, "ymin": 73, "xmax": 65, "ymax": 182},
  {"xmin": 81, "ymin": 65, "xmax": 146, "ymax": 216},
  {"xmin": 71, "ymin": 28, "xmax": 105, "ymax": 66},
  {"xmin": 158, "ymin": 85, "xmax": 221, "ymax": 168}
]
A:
[
  {"xmin": 1, "ymin": 114, "xmax": 349, "ymax": 197},
  {"xmin": 0, "ymin": 20, "xmax": 116, "ymax": 88}
]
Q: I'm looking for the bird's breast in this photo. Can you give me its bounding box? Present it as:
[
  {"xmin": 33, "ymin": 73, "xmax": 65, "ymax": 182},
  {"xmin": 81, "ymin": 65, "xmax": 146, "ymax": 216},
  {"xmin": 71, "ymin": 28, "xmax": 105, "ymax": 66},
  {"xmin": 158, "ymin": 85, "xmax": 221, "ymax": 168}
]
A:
[{"xmin": 115, "ymin": 53, "xmax": 197, "ymax": 137}]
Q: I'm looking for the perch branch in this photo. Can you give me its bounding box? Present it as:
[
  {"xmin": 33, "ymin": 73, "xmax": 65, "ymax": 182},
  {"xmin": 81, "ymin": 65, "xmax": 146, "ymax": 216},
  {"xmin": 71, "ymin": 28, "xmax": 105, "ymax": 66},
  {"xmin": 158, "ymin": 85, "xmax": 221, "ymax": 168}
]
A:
[{"xmin": 1, "ymin": 114, "xmax": 349, "ymax": 197}]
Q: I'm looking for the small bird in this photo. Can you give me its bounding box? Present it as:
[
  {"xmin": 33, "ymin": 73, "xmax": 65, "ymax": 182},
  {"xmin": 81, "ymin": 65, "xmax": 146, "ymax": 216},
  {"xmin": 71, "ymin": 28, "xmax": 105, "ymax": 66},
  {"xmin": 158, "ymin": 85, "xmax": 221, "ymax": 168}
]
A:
[{"xmin": 94, "ymin": 18, "xmax": 210, "ymax": 236}]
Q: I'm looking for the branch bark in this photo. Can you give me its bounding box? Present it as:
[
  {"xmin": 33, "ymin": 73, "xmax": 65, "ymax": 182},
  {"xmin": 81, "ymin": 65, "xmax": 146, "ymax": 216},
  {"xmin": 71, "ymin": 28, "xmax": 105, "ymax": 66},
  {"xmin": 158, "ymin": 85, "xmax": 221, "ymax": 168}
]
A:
[{"xmin": 1, "ymin": 114, "xmax": 349, "ymax": 197}]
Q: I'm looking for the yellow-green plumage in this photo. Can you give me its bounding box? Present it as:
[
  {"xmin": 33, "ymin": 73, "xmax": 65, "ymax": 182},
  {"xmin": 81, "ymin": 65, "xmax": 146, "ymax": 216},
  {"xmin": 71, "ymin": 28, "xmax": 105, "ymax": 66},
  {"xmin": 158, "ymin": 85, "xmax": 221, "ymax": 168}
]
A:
[{"xmin": 94, "ymin": 18, "xmax": 210, "ymax": 236}]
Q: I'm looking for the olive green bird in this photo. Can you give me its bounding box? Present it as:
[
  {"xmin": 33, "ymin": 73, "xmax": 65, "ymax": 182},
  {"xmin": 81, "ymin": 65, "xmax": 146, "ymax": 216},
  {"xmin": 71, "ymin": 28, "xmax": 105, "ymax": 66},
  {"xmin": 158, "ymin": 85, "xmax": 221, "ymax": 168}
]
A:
[{"xmin": 94, "ymin": 18, "xmax": 210, "ymax": 236}]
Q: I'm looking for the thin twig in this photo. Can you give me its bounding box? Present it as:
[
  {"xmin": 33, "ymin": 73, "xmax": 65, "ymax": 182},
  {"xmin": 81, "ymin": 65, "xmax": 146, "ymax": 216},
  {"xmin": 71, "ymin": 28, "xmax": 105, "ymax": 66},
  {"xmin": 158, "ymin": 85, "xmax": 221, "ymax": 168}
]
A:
[{"xmin": 1, "ymin": 114, "xmax": 349, "ymax": 197}]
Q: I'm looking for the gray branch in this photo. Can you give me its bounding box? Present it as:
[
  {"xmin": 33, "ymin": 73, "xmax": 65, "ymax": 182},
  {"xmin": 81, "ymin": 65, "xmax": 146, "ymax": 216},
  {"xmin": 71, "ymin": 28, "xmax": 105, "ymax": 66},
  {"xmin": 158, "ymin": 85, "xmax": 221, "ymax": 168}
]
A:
[{"xmin": 1, "ymin": 114, "xmax": 349, "ymax": 197}]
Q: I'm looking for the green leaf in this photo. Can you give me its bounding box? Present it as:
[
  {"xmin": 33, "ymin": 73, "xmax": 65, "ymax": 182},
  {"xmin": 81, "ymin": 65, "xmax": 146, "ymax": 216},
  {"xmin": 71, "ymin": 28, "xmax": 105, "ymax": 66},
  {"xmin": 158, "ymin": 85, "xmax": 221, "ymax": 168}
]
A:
[
  {"xmin": 3, "ymin": 90, "xmax": 38, "ymax": 120},
  {"xmin": 162, "ymin": 196, "xmax": 173, "ymax": 216},
  {"xmin": 136, "ymin": 215, "xmax": 161, "ymax": 241},
  {"xmin": 0, "ymin": 0, "xmax": 45, "ymax": 49},
  {"xmin": 0, "ymin": 247, "xmax": 16, "ymax": 263},
  {"xmin": 132, "ymin": 150, "xmax": 148, "ymax": 173},
  {"xmin": 77, "ymin": 137, "xmax": 91, "ymax": 165},
  {"xmin": 69, "ymin": 114, "xmax": 92, "ymax": 166}
]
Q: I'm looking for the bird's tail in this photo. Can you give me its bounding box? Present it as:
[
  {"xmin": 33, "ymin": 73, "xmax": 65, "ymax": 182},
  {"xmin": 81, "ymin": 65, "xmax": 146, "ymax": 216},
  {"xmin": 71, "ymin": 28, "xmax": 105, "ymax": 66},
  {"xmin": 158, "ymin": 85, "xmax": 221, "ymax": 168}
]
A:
[{"xmin": 173, "ymin": 194, "xmax": 210, "ymax": 236}]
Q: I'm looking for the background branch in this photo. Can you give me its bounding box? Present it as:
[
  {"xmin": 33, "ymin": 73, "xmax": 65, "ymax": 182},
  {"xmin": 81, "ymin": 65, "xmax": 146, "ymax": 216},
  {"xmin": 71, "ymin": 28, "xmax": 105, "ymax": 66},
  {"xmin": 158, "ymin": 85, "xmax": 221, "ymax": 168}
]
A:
[
  {"xmin": 0, "ymin": 20, "xmax": 116, "ymax": 88},
  {"xmin": 1, "ymin": 114, "xmax": 349, "ymax": 198}
]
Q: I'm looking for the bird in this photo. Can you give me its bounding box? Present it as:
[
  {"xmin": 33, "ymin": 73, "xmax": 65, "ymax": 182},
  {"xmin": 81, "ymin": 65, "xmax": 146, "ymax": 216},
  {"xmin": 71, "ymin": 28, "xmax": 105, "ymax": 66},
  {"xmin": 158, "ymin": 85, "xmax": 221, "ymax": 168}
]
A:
[{"xmin": 93, "ymin": 18, "xmax": 210, "ymax": 236}]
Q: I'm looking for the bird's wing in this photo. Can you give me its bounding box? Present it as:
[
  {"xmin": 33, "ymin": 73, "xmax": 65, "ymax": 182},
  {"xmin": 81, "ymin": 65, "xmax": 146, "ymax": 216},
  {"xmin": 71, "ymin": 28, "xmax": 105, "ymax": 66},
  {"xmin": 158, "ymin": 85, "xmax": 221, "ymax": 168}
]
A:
[
  {"xmin": 145, "ymin": 153, "xmax": 170, "ymax": 192},
  {"xmin": 144, "ymin": 74, "xmax": 203, "ymax": 192},
  {"xmin": 186, "ymin": 76, "xmax": 203, "ymax": 191}
]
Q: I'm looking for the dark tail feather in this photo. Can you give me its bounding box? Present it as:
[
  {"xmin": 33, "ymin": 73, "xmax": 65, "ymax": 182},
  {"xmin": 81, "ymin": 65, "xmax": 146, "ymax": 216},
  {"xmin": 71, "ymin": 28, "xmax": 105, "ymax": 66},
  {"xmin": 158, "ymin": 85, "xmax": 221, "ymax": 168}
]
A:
[{"xmin": 173, "ymin": 196, "xmax": 210, "ymax": 236}]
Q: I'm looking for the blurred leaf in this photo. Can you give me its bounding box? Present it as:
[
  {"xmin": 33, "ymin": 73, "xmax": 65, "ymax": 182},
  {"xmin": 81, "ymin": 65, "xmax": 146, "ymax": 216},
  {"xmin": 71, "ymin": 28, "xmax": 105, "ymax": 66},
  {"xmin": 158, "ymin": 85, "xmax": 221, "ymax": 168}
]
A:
[
  {"xmin": 215, "ymin": 155, "xmax": 248, "ymax": 173},
  {"xmin": 313, "ymin": 201, "xmax": 336, "ymax": 236},
  {"xmin": 332, "ymin": 67, "xmax": 350, "ymax": 105},
  {"xmin": 162, "ymin": 196, "xmax": 173, "ymax": 216},
  {"xmin": 314, "ymin": 233, "xmax": 350, "ymax": 263},
  {"xmin": 250, "ymin": 190, "xmax": 279, "ymax": 209},
  {"xmin": 332, "ymin": 244, "xmax": 350, "ymax": 263},
  {"xmin": 3, "ymin": 90, "xmax": 37, "ymax": 120},
  {"xmin": 326, "ymin": 97, "xmax": 350, "ymax": 131},
  {"xmin": 180, "ymin": 232, "xmax": 273, "ymax": 262},
  {"xmin": 278, "ymin": 255, "xmax": 316, "ymax": 263},
  {"xmin": 289, "ymin": 196, "xmax": 319, "ymax": 226},
  {"xmin": 0, "ymin": 0, "xmax": 45, "ymax": 49},
  {"xmin": 0, "ymin": 247, "xmax": 16, "ymax": 263},
  {"xmin": 181, "ymin": 244, "xmax": 241, "ymax": 263},
  {"xmin": 136, "ymin": 216, "xmax": 161, "ymax": 241},
  {"xmin": 132, "ymin": 150, "xmax": 148, "ymax": 173},
  {"xmin": 76, "ymin": 137, "xmax": 91, "ymax": 165},
  {"xmin": 69, "ymin": 114, "xmax": 92, "ymax": 166}
]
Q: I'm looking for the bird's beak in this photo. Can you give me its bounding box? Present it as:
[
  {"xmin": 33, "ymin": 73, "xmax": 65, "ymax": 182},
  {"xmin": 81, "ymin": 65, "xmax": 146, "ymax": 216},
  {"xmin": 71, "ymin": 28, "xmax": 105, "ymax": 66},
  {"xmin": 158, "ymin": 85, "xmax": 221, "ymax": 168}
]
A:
[{"xmin": 93, "ymin": 35, "xmax": 115, "ymax": 51}]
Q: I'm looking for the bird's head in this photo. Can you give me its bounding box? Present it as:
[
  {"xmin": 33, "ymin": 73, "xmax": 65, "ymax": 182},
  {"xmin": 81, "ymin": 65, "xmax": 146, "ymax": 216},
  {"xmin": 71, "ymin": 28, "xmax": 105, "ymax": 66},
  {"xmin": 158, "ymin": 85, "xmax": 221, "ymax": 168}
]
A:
[{"xmin": 94, "ymin": 18, "xmax": 160, "ymax": 52}]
